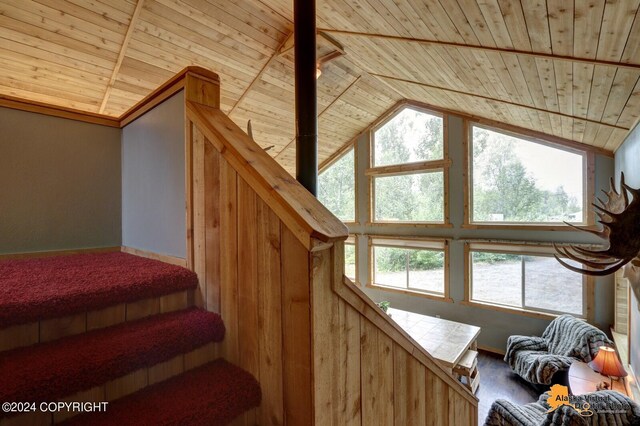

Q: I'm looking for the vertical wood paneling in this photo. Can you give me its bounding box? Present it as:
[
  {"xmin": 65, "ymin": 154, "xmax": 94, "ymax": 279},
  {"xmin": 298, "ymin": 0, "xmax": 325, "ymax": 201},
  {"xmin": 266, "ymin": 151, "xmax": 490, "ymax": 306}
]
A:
[
  {"xmin": 394, "ymin": 345, "xmax": 426, "ymax": 426},
  {"xmin": 312, "ymin": 244, "xmax": 362, "ymax": 426},
  {"xmin": 237, "ymin": 177, "xmax": 260, "ymax": 426},
  {"xmin": 219, "ymin": 156, "xmax": 239, "ymax": 362},
  {"xmin": 333, "ymin": 245, "xmax": 362, "ymax": 426},
  {"xmin": 393, "ymin": 347, "xmax": 408, "ymax": 426},
  {"xmin": 449, "ymin": 388, "xmax": 473, "ymax": 425},
  {"xmin": 313, "ymin": 247, "xmax": 334, "ymax": 426},
  {"xmin": 361, "ymin": 318, "xmax": 394, "ymax": 425},
  {"xmin": 204, "ymin": 141, "xmax": 221, "ymax": 312},
  {"xmin": 281, "ymin": 227, "xmax": 313, "ymax": 425},
  {"xmin": 192, "ymin": 125, "xmax": 206, "ymax": 308},
  {"xmin": 256, "ymin": 198, "xmax": 285, "ymax": 426},
  {"xmin": 426, "ymin": 372, "xmax": 449, "ymax": 426},
  {"xmin": 341, "ymin": 303, "xmax": 362, "ymax": 426}
]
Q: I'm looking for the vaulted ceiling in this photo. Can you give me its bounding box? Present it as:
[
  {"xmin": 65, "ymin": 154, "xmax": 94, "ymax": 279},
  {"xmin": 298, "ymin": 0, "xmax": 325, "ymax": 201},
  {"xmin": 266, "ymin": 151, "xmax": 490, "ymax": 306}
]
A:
[{"xmin": 1, "ymin": 0, "xmax": 639, "ymax": 172}]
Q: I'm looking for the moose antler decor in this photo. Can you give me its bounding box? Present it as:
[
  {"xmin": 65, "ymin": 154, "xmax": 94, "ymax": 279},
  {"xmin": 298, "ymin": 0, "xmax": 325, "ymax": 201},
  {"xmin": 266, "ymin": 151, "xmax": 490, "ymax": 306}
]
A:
[
  {"xmin": 554, "ymin": 172, "xmax": 640, "ymax": 308},
  {"xmin": 554, "ymin": 172, "xmax": 640, "ymax": 275}
]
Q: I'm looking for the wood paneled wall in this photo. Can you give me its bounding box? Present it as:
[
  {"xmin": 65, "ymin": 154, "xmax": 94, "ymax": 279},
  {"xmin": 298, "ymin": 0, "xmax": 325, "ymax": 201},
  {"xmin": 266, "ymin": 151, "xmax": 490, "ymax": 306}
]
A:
[
  {"xmin": 188, "ymin": 109, "xmax": 318, "ymax": 425},
  {"xmin": 312, "ymin": 244, "xmax": 478, "ymax": 426},
  {"xmin": 186, "ymin": 70, "xmax": 477, "ymax": 425}
]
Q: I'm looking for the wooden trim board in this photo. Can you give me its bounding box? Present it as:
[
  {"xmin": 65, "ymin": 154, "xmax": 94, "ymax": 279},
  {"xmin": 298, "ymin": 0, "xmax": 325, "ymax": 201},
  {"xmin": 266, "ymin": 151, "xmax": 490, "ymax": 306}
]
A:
[
  {"xmin": 0, "ymin": 67, "xmax": 220, "ymax": 129},
  {"xmin": 120, "ymin": 246, "xmax": 187, "ymax": 267},
  {"xmin": 0, "ymin": 95, "xmax": 120, "ymax": 127},
  {"xmin": 0, "ymin": 246, "xmax": 120, "ymax": 260},
  {"xmin": 318, "ymin": 28, "xmax": 640, "ymax": 71}
]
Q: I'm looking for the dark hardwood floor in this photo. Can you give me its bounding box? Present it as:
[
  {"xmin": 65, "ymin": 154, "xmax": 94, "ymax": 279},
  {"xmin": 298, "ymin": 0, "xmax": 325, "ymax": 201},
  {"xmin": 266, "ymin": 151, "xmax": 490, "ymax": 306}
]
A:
[{"xmin": 476, "ymin": 351, "xmax": 540, "ymax": 424}]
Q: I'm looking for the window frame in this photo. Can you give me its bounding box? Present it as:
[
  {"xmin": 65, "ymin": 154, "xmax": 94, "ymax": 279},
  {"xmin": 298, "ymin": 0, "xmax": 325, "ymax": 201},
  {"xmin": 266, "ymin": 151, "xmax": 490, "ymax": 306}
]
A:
[
  {"xmin": 464, "ymin": 121, "xmax": 595, "ymax": 230},
  {"xmin": 463, "ymin": 241, "xmax": 594, "ymax": 321},
  {"xmin": 318, "ymin": 143, "xmax": 358, "ymax": 225},
  {"xmin": 344, "ymin": 235, "xmax": 358, "ymax": 285},
  {"xmin": 368, "ymin": 105, "xmax": 451, "ymax": 227},
  {"xmin": 367, "ymin": 236, "xmax": 452, "ymax": 302}
]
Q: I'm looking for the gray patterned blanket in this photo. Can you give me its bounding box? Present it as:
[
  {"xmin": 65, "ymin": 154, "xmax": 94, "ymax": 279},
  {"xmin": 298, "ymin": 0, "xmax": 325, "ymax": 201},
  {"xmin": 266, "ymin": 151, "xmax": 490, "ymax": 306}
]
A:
[
  {"xmin": 504, "ymin": 315, "xmax": 612, "ymax": 385},
  {"xmin": 484, "ymin": 391, "xmax": 640, "ymax": 426}
]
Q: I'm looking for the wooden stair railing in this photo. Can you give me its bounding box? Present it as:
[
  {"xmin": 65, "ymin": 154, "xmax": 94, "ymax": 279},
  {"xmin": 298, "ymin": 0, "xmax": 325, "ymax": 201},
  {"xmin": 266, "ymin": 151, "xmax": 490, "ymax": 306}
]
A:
[
  {"xmin": 312, "ymin": 243, "xmax": 479, "ymax": 426},
  {"xmin": 161, "ymin": 67, "xmax": 478, "ymax": 425}
]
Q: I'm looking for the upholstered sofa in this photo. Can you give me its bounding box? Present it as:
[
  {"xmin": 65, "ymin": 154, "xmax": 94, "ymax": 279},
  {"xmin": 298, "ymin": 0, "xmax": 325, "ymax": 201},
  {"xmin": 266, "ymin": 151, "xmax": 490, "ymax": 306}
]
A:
[
  {"xmin": 484, "ymin": 390, "xmax": 640, "ymax": 426},
  {"xmin": 505, "ymin": 315, "xmax": 612, "ymax": 385}
]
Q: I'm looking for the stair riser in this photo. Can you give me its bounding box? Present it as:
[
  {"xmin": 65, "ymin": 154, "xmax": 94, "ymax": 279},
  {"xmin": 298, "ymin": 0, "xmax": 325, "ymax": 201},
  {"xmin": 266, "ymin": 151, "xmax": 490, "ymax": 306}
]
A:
[
  {"xmin": 0, "ymin": 341, "xmax": 220, "ymax": 426},
  {"xmin": 0, "ymin": 290, "xmax": 192, "ymax": 352}
]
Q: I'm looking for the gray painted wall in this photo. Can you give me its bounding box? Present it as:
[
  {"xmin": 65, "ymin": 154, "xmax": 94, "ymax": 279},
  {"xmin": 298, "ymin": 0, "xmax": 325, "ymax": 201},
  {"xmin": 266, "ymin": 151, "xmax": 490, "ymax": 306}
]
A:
[
  {"xmin": 121, "ymin": 91, "xmax": 186, "ymax": 258},
  {"xmin": 0, "ymin": 107, "xmax": 121, "ymax": 254},
  {"xmin": 350, "ymin": 114, "xmax": 616, "ymax": 352},
  {"xmin": 614, "ymin": 123, "xmax": 640, "ymax": 384}
]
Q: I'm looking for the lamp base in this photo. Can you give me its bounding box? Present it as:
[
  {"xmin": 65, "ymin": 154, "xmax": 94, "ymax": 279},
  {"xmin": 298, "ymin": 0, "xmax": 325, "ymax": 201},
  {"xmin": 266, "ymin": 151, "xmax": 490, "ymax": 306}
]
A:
[{"xmin": 596, "ymin": 380, "xmax": 611, "ymax": 391}]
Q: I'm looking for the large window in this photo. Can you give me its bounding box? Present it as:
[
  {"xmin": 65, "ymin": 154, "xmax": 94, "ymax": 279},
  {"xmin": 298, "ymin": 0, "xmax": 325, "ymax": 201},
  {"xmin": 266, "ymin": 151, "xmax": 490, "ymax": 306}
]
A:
[
  {"xmin": 469, "ymin": 125, "xmax": 586, "ymax": 225},
  {"xmin": 318, "ymin": 147, "xmax": 355, "ymax": 222},
  {"xmin": 370, "ymin": 237, "xmax": 448, "ymax": 299},
  {"xmin": 345, "ymin": 236, "xmax": 357, "ymax": 283},
  {"xmin": 373, "ymin": 107, "xmax": 444, "ymax": 166},
  {"xmin": 466, "ymin": 242, "xmax": 588, "ymax": 317},
  {"xmin": 370, "ymin": 107, "xmax": 448, "ymax": 224}
]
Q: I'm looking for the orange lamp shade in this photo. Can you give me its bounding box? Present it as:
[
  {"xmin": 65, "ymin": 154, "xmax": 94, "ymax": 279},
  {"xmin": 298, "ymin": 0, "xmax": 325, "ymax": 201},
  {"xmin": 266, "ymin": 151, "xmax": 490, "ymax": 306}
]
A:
[{"xmin": 588, "ymin": 346, "xmax": 628, "ymax": 378}]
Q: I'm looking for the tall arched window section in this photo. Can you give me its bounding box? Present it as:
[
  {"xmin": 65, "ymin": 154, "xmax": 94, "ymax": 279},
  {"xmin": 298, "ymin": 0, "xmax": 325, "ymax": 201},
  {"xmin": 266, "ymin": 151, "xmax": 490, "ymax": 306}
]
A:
[
  {"xmin": 318, "ymin": 146, "xmax": 356, "ymax": 223},
  {"xmin": 369, "ymin": 106, "xmax": 451, "ymax": 226}
]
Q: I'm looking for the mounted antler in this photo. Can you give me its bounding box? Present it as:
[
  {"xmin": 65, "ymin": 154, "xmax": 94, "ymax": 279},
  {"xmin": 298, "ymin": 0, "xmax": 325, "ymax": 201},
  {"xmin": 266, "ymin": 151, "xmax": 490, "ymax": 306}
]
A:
[{"xmin": 554, "ymin": 172, "xmax": 640, "ymax": 276}]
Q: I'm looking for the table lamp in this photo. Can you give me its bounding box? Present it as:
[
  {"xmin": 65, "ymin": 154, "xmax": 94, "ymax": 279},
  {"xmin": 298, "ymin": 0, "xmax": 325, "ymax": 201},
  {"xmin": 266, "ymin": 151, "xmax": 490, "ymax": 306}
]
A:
[{"xmin": 588, "ymin": 346, "xmax": 628, "ymax": 390}]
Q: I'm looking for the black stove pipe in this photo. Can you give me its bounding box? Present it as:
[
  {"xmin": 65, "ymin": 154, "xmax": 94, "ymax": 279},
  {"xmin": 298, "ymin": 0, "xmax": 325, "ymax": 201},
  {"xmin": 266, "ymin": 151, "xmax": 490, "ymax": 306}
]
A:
[{"xmin": 293, "ymin": 0, "xmax": 318, "ymax": 196}]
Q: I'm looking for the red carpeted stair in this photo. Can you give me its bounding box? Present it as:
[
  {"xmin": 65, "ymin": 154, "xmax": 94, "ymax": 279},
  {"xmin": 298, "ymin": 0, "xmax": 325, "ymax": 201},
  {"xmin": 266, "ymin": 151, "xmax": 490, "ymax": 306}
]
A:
[
  {"xmin": 0, "ymin": 252, "xmax": 261, "ymax": 425},
  {"xmin": 0, "ymin": 252, "xmax": 198, "ymax": 327},
  {"xmin": 61, "ymin": 359, "xmax": 262, "ymax": 426},
  {"xmin": 0, "ymin": 308, "xmax": 225, "ymax": 404}
]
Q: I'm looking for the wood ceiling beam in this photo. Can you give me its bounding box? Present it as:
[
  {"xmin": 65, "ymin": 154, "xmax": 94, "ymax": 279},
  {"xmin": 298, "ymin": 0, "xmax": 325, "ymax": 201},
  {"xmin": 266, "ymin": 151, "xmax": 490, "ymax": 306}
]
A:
[
  {"xmin": 228, "ymin": 32, "xmax": 293, "ymax": 117},
  {"xmin": 371, "ymin": 73, "xmax": 630, "ymax": 131},
  {"xmin": 275, "ymin": 75, "xmax": 362, "ymax": 160},
  {"xmin": 98, "ymin": 0, "xmax": 145, "ymax": 114},
  {"xmin": 318, "ymin": 28, "xmax": 640, "ymax": 71}
]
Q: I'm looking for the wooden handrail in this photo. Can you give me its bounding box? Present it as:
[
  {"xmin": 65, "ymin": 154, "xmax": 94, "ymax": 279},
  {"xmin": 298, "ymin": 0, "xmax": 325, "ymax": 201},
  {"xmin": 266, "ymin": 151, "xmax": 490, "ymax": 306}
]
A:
[
  {"xmin": 119, "ymin": 66, "xmax": 220, "ymax": 127},
  {"xmin": 186, "ymin": 101, "xmax": 348, "ymax": 250}
]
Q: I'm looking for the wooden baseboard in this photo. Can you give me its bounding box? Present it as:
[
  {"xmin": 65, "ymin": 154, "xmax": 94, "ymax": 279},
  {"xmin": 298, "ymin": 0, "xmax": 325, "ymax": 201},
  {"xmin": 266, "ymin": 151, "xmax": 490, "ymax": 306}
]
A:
[
  {"xmin": 120, "ymin": 246, "xmax": 187, "ymax": 268},
  {"xmin": 477, "ymin": 344, "xmax": 506, "ymax": 356},
  {"xmin": 0, "ymin": 246, "xmax": 120, "ymax": 260}
]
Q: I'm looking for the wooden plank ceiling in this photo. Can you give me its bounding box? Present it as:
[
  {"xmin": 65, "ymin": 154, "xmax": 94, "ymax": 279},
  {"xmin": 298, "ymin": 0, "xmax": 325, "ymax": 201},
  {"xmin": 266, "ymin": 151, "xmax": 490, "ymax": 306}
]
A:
[{"xmin": 0, "ymin": 0, "xmax": 639, "ymax": 172}]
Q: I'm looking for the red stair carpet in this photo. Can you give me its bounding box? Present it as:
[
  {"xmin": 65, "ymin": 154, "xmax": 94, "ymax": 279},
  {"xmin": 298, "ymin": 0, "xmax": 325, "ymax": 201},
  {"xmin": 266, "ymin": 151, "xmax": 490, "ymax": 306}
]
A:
[
  {"xmin": 0, "ymin": 252, "xmax": 198, "ymax": 327},
  {"xmin": 0, "ymin": 308, "xmax": 225, "ymax": 404},
  {"xmin": 62, "ymin": 359, "xmax": 262, "ymax": 426}
]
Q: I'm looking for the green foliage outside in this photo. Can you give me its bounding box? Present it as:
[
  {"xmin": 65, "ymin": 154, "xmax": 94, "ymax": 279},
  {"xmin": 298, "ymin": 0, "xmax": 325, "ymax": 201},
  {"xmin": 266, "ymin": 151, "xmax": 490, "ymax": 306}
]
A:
[
  {"xmin": 374, "ymin": 110, "xmax": 444, "ymax": 222},
  {"xmin": 472, "ymin": 252, "xmax": 520, "ymax": 264},
  {"xmin": 320, "ymin": 111, "xmax": 584, "ymax": 275},
  {"xmin": 472, "ymin": 128, "xmax": 581, "ymax": 222},
  {"xmin": 345, "ymin": 243, "xmax": 356, "ymax": 265},
  {"xmin": 318, "ymin": 149, "xmax": 355, "ymax": 221},
  {"xmin": 375, "ymin": 247, "xmax": 444, "ymax": 272}
]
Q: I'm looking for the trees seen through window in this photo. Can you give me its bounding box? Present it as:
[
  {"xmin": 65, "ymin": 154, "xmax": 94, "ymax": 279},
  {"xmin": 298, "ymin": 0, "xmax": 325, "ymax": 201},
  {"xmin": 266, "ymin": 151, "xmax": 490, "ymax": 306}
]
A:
[
  {"xmin": 372, "ymin": 107, "xmax": 446, "ymax": 223},
  {"xmin": 318, "ymin": 148, "xmax": 355, "ymax": 222},
  {"xmin": 471, "ymin": 126, "xmax": 585, "ymax": 224}
]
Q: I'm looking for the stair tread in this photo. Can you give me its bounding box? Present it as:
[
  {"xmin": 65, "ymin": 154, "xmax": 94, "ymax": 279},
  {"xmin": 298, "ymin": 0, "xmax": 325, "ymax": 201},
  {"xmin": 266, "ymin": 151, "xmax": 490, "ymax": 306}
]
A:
[
  {"xmin": 61, "ymin": 359, "xmax": 261, "ymax": 426},
  {"xmin": 0, "ymin": 252, "xmax": 198, "ymax": 328},
  {"xmin": 0, "ymin": 308, "xmax": 224, "ymax": 404}
]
